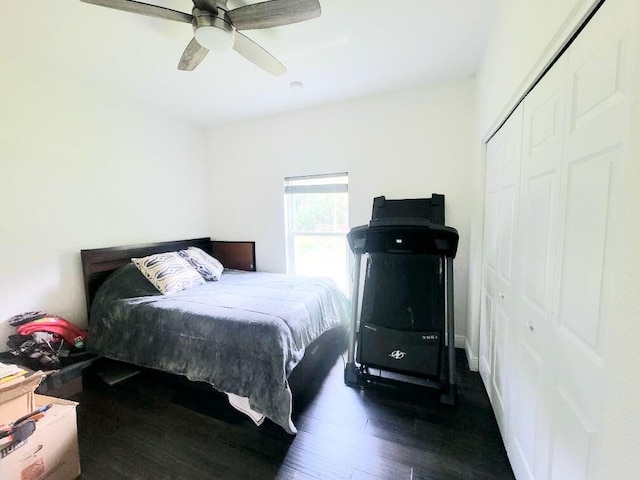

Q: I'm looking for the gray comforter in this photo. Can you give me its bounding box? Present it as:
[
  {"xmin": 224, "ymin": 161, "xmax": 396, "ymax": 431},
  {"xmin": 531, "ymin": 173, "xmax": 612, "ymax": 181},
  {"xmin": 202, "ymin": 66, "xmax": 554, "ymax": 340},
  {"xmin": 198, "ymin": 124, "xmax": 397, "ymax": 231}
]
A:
[{"xmin": 89, "ymin": 264, "xmax": 350, "ymax": 434}]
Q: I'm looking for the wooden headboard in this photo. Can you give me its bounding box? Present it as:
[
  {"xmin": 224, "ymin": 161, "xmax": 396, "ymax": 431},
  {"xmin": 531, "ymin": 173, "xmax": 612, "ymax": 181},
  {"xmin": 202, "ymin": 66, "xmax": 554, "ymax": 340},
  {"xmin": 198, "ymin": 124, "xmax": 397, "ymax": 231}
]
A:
[
  {"xmin": 81, "ymin": 238, "xmax": 256, "ymax": 320},
  {"xmin": 211, "ymin": 241, "xmax": 256, "ymax": 272}
]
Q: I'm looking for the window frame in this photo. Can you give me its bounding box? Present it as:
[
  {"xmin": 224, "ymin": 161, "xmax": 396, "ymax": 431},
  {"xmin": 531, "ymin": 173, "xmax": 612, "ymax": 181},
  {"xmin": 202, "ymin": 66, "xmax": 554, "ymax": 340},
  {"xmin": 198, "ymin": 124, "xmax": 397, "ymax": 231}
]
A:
[{"xmin": 284, "ymin": 172, "xmax": 349, "ymax": 283}]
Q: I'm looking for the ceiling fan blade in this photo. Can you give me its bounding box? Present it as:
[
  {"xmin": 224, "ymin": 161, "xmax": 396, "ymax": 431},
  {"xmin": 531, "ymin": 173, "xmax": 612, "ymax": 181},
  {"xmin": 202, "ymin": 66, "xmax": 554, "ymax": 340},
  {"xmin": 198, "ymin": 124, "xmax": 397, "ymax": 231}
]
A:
[
  {"xmin": 191, "ymin": 0, "xmax": 218, "ymax": 12},
  {"xmin": 80, "ymin": 0, "xmax": 192, "ymax": 23},
  {"xmin": 178, "ymin": 38, "xmax": 209, "ymax": 71},
  {"xmin": 227, "ymin": 0, "xmax": 320, "ymax": 30},
  {"xmin": 233, "ymin": 32, "xmax": 286, "ymax": 76}
]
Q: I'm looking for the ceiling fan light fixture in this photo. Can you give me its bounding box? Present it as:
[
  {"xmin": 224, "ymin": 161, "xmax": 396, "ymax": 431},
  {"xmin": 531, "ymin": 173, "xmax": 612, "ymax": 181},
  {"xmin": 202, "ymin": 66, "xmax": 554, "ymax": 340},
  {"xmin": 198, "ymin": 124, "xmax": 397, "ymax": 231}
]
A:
[
  {"xmin": 195, "ymin": 25, "xmax": 234, "ymax": 50},
  {"xmin": 192, "ymin": 8, "xmax": 235, "ymax": 51}
]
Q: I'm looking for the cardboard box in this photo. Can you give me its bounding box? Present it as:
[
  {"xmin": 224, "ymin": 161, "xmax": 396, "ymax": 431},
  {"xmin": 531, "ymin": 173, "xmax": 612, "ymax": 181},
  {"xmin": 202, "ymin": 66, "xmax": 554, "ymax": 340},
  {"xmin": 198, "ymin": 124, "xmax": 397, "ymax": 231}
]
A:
[
  {"xmin": 0, "ymin": 373, "xmax": 46, "ymax": 426},
  {"xmin": 0, "ymin": 394, "xmax": 80, "ymax": 480}
]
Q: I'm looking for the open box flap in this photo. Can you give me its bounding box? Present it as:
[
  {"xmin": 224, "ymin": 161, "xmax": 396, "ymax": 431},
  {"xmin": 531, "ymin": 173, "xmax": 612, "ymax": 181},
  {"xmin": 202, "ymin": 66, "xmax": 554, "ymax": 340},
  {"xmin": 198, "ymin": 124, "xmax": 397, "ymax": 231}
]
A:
[{"xmin": 0, "ymin": 372, "xmax": 46, "ymax": 406}]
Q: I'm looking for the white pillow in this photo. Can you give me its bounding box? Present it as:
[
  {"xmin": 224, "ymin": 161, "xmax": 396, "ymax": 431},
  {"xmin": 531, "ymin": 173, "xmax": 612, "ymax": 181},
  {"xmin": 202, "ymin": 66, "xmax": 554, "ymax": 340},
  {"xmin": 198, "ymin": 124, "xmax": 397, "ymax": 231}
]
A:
[
  {"xmin": 132, "ymin": 251, "xmax": 205, "ymax": 294},
  {"xmin": 179, "ymin": 247, "xmax": 224, "ymax": 281}
]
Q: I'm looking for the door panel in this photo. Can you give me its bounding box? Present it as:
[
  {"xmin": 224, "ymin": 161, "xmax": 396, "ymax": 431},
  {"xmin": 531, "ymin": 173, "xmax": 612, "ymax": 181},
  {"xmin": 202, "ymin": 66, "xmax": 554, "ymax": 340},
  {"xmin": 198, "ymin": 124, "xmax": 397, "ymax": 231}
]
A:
[
  {"xmin": 549, "ymin": 4, "xmax": 634, "ymax": 478},
  {"xmin": 548, "ymin": 387, "xmax": 594, "ymax": 480},
  {"xmin": 497, "ymin": 186, "xmax": 516, "ymax": 281},
  {"xmin": 480, "ymin": 104, "xmax": 523, "ymax": 437},
  {"xmin": 486, "ymin": 135, "xmax": 504, "ymax": 176},
  {"xmin": 511, "ymin": 340, "xmax": 544, "ymax": 480},
  {"xmin": 479, "ymin": 292, "xmax": 494, "ymax": 380},
  {"xmin": 491, "ymin": 305, "xmax": 509, "ymax": 412},
  {"xmin": 522, "ymin": 173, "xmax": 554, "ymax": 312},
  {"xmin": 571, "ymin": 37, "xmax": 628, "ymax": 131},
  {"xmin": 480, "ymin": 163, "xmax": 501, "ymax": 385},
  {"xmin": 485, "ymin": 191, "xmax": 499, "ymax": 272},
  {"xmin": 509, "ymin": 52, "xmax": 568, "ymax": 480},
  {"xmin": 558, "ymin": 153, "xmax": 615, "ymax": 350},
  {"xmin": 530, "ymin": 99, "xmax": 558, "ymax": 149}
]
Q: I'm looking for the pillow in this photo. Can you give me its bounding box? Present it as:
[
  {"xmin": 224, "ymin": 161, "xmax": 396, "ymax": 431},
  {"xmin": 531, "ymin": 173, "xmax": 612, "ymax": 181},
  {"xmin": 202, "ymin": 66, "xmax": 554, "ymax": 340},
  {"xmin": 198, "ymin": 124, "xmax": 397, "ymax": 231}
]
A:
[
  {"xmin": 131, "ymin": 251, "xmax": 205, "ymax": 294},
  {"xmin": 179, "ymin": 247, "xmax": 224, "ymax": 281}
]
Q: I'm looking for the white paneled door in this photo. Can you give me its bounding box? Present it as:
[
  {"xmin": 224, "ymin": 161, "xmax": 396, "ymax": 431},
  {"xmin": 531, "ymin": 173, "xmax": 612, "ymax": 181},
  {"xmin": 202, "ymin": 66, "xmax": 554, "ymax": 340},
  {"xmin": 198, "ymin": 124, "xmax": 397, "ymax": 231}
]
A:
[
  {"xmin": 509, "ymin": 54, "xmax": 568, "ymax": 480},
  {"xmin": 480, "ymin": 0, "xmax": 640, "ymax": 478},
  {"xmin": 480, "ymin": 103, "xmax": 523, "ymax": 438},
  {"xmin": 548, "ymin": 2, "xmax": 636, "ymax": 477}
]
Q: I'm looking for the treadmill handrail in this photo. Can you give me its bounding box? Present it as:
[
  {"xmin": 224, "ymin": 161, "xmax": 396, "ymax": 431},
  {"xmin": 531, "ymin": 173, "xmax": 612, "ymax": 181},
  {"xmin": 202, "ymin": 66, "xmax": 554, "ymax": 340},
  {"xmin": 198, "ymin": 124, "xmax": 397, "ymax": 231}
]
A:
[{"xmin": 347, "ymin": 223, "xmax": 459, "ymax": 258}]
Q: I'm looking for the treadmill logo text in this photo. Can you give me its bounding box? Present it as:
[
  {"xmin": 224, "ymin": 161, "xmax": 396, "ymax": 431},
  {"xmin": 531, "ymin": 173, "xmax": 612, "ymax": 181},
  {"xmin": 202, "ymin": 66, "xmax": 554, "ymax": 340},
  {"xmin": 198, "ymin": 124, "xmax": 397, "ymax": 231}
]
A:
[{"xmin": 389, "ymin": 350, "xmax": 407, "ymax": 360}]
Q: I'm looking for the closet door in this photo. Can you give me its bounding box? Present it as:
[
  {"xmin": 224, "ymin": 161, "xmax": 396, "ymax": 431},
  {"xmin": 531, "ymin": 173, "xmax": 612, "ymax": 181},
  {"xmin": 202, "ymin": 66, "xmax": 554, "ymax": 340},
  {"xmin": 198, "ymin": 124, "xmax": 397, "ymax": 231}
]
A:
[
  {"xmin": 479, "ymin": 103, "xmax": 523, "ymax": 437},
  {"xmin": 479, "ymin": 133, "xmax": 501, "ymax": 386},
  {"xmin": 547, "ymin": 2, "xmax": 636, "ymax": 478},
  {"xmin": 508, "ymin": 54, "xmax": 568, "ymax": 480},
  {"xmin": 480, "ymin": 2, "xmax": 639, "ymax": 479}
]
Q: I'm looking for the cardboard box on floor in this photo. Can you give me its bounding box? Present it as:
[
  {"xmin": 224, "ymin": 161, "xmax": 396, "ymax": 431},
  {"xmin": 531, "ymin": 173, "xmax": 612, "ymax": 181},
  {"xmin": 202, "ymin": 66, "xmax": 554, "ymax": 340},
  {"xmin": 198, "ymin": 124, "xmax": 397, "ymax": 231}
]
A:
[
  {"xmin": 0, "ymin": 373, "xmax": 44, "ymax": 426},
  {"xmin": 0, "ymin": 372, "xmax": 81, "ymax": 480}
]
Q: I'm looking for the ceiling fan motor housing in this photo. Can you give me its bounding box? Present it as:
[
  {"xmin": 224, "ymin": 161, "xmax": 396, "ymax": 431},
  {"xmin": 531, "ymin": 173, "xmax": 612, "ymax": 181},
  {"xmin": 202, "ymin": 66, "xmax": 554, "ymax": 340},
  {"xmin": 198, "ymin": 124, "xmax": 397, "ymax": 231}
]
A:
[{"xmin": 192, "ymin": 7, "xmax": 234, "ymax": 49}]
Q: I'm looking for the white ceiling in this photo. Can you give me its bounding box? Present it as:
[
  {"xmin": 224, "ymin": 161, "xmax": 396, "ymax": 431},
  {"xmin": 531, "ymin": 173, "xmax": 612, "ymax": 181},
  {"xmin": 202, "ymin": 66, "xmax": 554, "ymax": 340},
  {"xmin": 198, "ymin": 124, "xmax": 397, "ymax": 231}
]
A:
[{"xmin": 2, "ymin": 0, "xmax": 499, "ymax": 127}]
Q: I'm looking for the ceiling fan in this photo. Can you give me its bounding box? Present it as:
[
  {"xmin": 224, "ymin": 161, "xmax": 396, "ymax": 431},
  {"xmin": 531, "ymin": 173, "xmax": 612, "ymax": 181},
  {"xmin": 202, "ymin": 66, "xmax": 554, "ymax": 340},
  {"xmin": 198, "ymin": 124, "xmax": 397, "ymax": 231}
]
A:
[{"xmin": 80, "ymin": 0, "xmax": 321, "ymax": 75}]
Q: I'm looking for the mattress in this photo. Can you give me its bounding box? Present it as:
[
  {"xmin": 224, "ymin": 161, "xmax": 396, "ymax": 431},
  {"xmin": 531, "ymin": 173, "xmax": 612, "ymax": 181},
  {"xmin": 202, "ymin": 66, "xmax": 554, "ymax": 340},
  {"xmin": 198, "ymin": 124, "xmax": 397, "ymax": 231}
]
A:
[{"xmin": 88, "ymin": 263, "xmax": 350, "ymax": 433}]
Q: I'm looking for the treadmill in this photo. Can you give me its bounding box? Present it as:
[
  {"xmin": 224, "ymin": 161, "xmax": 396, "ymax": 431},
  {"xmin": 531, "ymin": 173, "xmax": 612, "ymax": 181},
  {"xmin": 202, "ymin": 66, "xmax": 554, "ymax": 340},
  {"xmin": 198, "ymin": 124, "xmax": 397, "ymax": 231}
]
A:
[{"xmin": 344, "ymin": 194, "xmax": 459, "ymax": 405}]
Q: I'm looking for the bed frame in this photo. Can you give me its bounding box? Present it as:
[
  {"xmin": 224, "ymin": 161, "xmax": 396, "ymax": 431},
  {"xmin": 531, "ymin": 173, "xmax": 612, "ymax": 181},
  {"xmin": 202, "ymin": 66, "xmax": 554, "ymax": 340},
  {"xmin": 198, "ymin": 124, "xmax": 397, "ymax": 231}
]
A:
[
  {"xmin": 80, "ymin": 238, "xmax": 256, "ymax": 319},
  {"xmin": 80, "ymin": 237, "xmax": 347, "ymax": 424}
]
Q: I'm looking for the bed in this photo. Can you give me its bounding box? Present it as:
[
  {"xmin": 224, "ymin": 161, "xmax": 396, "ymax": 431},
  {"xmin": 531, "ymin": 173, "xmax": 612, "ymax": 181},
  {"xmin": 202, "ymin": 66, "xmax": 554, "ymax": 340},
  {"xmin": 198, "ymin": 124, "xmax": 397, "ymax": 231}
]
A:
[{"xmin": 81, "ymin": 238, "xmax": 350, "ymax": 434}]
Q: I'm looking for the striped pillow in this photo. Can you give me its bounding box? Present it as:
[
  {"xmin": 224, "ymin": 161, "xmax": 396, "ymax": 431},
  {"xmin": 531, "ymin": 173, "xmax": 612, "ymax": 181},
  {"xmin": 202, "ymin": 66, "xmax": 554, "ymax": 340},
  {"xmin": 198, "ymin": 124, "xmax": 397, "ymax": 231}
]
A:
[
  {"xmin": 179, "ymin": 247, "xmax": 224, "ymax": 281},
  {"xmin": 132, "ymin": 252, "xmax": 205, "ymax": 294}
]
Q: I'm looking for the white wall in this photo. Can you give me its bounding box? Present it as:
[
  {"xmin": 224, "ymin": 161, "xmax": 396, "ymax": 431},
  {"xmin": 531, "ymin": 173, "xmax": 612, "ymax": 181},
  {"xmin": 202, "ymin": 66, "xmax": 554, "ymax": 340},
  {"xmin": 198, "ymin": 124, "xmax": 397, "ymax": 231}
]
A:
[
  {"xmin": 0, "ymin": 75, "xmax": 210, "ymax": 344},
  {"xmin": 205, "ymin": 79, "xmax": 476, "ymax": 343},
  {"xmin": 465, "ymin": 0, "xmax": 600, "ymax": 368},
  {"xmin": 476, "ymin": 0, "xmax": 600, "ymax": 134}
]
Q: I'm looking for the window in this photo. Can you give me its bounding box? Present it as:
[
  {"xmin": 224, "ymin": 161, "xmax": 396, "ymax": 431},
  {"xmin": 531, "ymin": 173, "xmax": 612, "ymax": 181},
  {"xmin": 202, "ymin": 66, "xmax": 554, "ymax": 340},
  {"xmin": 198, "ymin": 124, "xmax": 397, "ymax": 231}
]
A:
[{"xmin": 285, "ymin": 173, "xmax": 349, "ymax": 291}]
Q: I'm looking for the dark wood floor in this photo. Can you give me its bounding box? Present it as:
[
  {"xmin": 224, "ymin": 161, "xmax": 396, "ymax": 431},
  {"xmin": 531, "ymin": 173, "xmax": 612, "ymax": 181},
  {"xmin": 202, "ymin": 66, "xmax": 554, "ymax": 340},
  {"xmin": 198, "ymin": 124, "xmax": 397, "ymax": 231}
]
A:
[{"xmin": 75, "ymin": 350, "xmax": 514, "ymax": 480}]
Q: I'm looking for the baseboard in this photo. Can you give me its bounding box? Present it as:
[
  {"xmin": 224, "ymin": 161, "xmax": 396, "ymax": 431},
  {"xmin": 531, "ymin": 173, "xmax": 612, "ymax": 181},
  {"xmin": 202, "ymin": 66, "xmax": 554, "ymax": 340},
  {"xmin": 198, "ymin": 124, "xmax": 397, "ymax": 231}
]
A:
[
  {"xmin": 464, "ymin": 338, "xmax": 479, "ymax": 372},
  {"xmin": 455, "ymin": 334, "xmax": 466, "ymax": 349}
]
